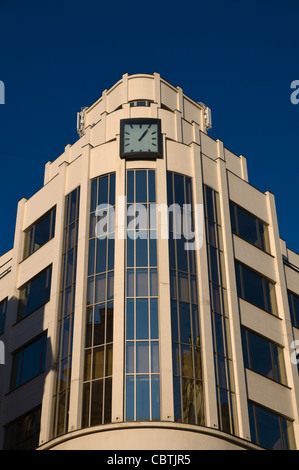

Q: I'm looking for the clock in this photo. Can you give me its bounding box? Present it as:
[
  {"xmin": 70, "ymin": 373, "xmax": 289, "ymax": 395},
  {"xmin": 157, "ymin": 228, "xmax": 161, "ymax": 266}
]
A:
[{"xmin": 120, "ymin": 118, "xmax": 163, "ymax": 159}]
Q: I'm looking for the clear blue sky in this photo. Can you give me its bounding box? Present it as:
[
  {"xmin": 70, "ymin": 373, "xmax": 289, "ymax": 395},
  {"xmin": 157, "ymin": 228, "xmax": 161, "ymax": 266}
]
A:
[{"xmin": 0, "ymin": 0, "xmax": 298, "ymax": 256}]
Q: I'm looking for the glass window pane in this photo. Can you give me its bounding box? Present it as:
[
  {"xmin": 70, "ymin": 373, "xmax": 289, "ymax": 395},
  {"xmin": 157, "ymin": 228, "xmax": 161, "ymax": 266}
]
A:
[
  {"xmin": 173, "ymin": 376, "xmax": 182, "ymax": 422},
  {"xmin": 151, "ymin": 342, "xmax": 159, "ymax": 373},
  {"xmin": 96, "ymin": 238, "xmax": 107, "ymax": 274},
  {"xmin": 98, "ymin": 176, "xmax": 108, "ymax": 207},
  {"xmin": 104, "ymin": 377, "xmax": 112, "ymax": 423},
  {"xmin": 148, "ymin": 170, "xmax": 156, "ymax": 203},
  {"xmin": 127, "ymin": 171, "xmax": 134, "ymax": 204},
  {"xmin": 255, "ymin": 406, "xmax": 283, "ymax": 450},
  {"xmin": 172, "ymin": 343, "xmax": 180, "ymax": 375},
  {"xmin": 178, "ymin": 271, "xmax": 189, "ymax": 302},
  {"xmin": 214, "ymin": 313, "xmax": 225, "ymax": 356},
  {"xmin": 174, "ymin": 173, "xmax": 185, "ymax": 207},
  {"xmin": 106, "ymin": 302, "xmax": 113, "ymax": 343},
  {"xmin": 91, "ymin": 379, "xmax": 103, "ymax": 426},
  {"xmin": 192, "ymin": 305, "xmax": 200, "ymax": 346},
  {"xmin": 182, "ymin": 378, "xmax": 195, "ymax": 424},
  {"xmin": 135, "ymin": 170, "xmax": 147, "ymax": 203},
  {"xmin": 136, "ymin": 375, "xmax": 150, "ymax": 420},
  {"xmin": 108, "ymin": 238, "xmax": 115, "ymax": 271},
  {"xmin": 241, "ymin": 265, "xmax": 266, "ymax": 311},
  {"xmin": 136, "ymin": 269, "xmax": 148, "ymax": 297},
  {"xmin": 248, "ymin": 332, "xmax": 273, "ymax": 379},
  {"xmin": 88, "ymin": 239, "xmax": 95, "ymax": 275},
  {"xmin": 127, "ymin": 236, "xmax": 134, "ymax": 268},
  {"xmin": 95, "ymin": 274, "xmax": 106, "ymax": 304},
  {"xmin": 136, "ymin": 234, "xmax": 148, "ymax": 267},
  {"xmin": 171, "ymin": 300, "xmax": 179, "ymax": 342},
  {"xmin": 126, "ymin": 299, "xmax": 134, "ymax": 340},
  {"xmin": 92, "ymin": 347, "xmax": 105, "ymax": 379},
  {"xmin": 126, "ymin": 376, "xmax": 134, "ymax": 421},
  {"xmin": 93, "ymin": 304, "xmax": 105, "ymax": 346},
  {"xmin": 150, "ymin": 269, "xmax": 158, "ymax": 297},
  {"xmin": 219, "ymin": 388, "xmax": 231, "ymax": 433},
  {"xmin": 151, "ymin": 375, "xmax": 160, "ymax": 420},
  {"xmin": 127, "ymin": 269, "xmax": 134, "ymax": 297},
  {"xmin": 126, "ymin": 342, "xmax": 134, "ymax": 373},
  {"xmin": 179, "ymin": 302, "xmax": 191, "ymax": 344},
  {"xmin": 136, "ymin": 298, "xmax": 149, "ymax": 340},
  {"xmin": 109, "ymin": 173, "xmax": 115, "ymax": 207},
  {"xmin": 176, "ymin": 237, "xmax": 188, "ymax": 272},
  {"xmin": 107, "ymin": 272, "xmax": 114, "ymax": 300},
  {"xmin": 181, "ymin": 344, "xmax": 193, "ymax": 378},
  {"xmin": 136, "ymin": 341, "xmax": 149, "ymax": 373},
  {"xmin": 105, "ymin": 344, "xmax": 113, "ymax": 376},
  {"xmin": 33, "ymin": 213, "xmax": 52, "ymax": 251},
  {"xmin": 90, "ymin": 179, "xmax": 98, "ymax": 212},
  {"xmin": 150, "ymin": 298, "xmax": 159, "ymax": 339},
  {"xmin": 149, "ymin": 236, "xmax": 157, "ymax": 267}
]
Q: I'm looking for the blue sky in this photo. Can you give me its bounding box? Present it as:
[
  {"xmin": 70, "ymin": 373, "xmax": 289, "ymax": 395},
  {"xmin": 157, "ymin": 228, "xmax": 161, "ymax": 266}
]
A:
[{"xmin": 0, "ymin": 0, "xmax": 298, "ymax": 256}]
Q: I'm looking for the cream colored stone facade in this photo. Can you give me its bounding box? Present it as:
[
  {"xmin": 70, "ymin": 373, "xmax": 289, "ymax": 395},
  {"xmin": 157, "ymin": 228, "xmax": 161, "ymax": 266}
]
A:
[{"xmin": 0, "ymin": 73, "xmax": 298, "ymax": 450}]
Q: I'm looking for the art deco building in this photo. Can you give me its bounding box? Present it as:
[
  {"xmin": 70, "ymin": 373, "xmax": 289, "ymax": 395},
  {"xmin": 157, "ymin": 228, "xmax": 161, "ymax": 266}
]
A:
[{"xmin": 0, "ymin": 73, "xmax": 298, "ymax": 450}]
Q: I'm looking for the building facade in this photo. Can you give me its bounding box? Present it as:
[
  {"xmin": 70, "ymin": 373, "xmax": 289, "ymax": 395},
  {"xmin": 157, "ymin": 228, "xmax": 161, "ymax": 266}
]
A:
[{"xmin": 0, "ymin": 73, "xmax": 298, "ymax": 450}]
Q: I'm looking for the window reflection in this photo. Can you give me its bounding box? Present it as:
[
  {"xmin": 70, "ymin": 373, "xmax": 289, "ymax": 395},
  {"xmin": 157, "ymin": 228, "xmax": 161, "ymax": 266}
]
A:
[
  {"xmin": 168, "ymin": 172, "xmax": 204, "ymax": 426},
  {"xmin": 125, "ymin": 170, "xmax": 160, "ymax": 422},
  {"xmin": 82, "ymin": 174, "xmax": 115, "ymax": 429}
]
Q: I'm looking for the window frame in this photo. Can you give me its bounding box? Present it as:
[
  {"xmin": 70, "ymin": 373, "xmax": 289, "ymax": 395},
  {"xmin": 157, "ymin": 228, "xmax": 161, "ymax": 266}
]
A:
[
  {"xmin": 230, "ymin": 201, "xmax": 270, "ymax": 254},
  {"xmin": 10, "ymin": 332, "xmax": 47, "ymax": 391},
  {"xmin": 23, "ymin": 206, "xmax": 56, "ymax": 260},
  {"xmin": 17, "ymin": 265, "xmax": 52, "ymax": 322},
  {"xmin": 235, "ymin": 261, "xmax": 278, "ymax": 316},
  {"xmin": 241, "ymin": 327, "xmax": 287, "ymax": 385}
]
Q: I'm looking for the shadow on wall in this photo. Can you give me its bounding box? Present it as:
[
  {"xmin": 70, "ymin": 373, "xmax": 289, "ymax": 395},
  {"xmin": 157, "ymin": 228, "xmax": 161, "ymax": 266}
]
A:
[{"xmin": 0, "ymin": 295, "xmax": 53, "ymax": 450}]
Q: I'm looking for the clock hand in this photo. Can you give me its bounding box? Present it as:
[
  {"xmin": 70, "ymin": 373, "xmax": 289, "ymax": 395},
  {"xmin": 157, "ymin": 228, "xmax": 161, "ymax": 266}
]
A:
[{"xmin": 138, "ymin": 129, "xmax": 149, "ymax": 141}]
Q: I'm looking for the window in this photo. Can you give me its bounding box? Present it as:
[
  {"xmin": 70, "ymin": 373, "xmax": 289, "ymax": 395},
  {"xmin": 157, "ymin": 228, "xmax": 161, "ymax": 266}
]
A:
[
  {"xmin": 17, "ymin": 266, "xmax": 52, "ymax": 321},
  {"xmin": 125, "ymin": 170, "xmax": 160, "ymax": 422},
  {"xmin": 204, "ymin": 185, "xmax": 237, "ymax": 435},
  {"xmin": 230, "ymin": 202, "xmax": 270, "ymax": 253},
  {"xmin": 235, "ymin": 261, "xmax": 277, "ymax": 316},
  {"xmin": 10, "ymin": 334, "xmax": 47, "ymax": 391},
  {"xmin": 23, "ymin": 207, "xmax": 56, "ymax": 258},
  {"xmin": 288, "ymin": 290, "xmax": 299, "ymax": 329},
  {"xmin": 167, "ymin": 172, "xmax": 204, "ymax": 426},
  {"xmin": 4, "ymin": 407, "xmax": 41, "ymax": 450},
  {"xmin": 0, "ymin": 297, "xmax": 7, "ymax": 334},
  {"xmin": 82, "ymin": 174, "xmax": 115, "ymax": 428},
  {"xmin": 52, "ymin": 186, "xmax": 80, "ymax": 438},
  {"xmin": 242, "ymin": 328, "xmax": 286, "ymax": 385},
  {"xmin": 248, "ymin": 402, "xmax": 295, "ymax": 450},
  {"xmin": 130, "ymin": 101, "xmax": 151, "ymax": 107}
]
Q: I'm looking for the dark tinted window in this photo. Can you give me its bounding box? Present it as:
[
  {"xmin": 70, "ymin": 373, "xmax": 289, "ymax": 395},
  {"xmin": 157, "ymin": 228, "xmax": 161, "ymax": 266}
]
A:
[
  {"xmin": 235, "ymin": 262, "xmax": 277, "ymax": 315},
  {"xmin": 18, "ymin": 266, "xmax": 52, "ymax": 321},
  {"xmin": 4, "ymin": 407, "xmax": 41, "ymax": 450},
  {"xmin": 242, "ymin": 328, "xmax": 286, "ymax": 384},
  {"xmin": 288, "ymin": 290, "xmax": 299, "ymax": 328},
  {"xmin": 24, "ymin": 207, "xmax": 56, "ymax": 258},
  {"xmin": 248, "ymin": 402, "xmax": 295, "ymax": 449},
  {"xmin": 230, "ymin": 202, "xmax": 269, "ymax": 252},
  {"xmin": 10, "ymin": 334, "xmax": 47, "ymax": 390}
]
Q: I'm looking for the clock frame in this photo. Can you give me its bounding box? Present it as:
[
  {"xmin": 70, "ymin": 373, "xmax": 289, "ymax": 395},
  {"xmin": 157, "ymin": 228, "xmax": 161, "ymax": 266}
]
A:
[{"xmin": 120, "ymin": 118, "xmax": 163, "ymax": 159}]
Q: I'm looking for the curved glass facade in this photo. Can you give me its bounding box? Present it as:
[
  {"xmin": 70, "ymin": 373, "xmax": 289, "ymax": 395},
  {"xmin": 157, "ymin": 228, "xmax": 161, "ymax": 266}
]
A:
[
  {"xmin": 125, "ymin": 169, "xmax": 160, "ymax": 422},
  {"xmin": 167, "ymin": 172, "xmax": 204, "ymax": 426},
  {"xmin": 82, "ymin": 173, "xmax": 115, "ymax": 427}
]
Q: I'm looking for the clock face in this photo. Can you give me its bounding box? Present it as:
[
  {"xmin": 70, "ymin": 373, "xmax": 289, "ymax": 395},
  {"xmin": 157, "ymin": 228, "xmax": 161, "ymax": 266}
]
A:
[
  {"xmin": 120, "ymin": 119, "xmax": 163, "ymax": 158},
  {"xmin": 124, "ymin": 122, "xmax": 158, "ymax": 153}
]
